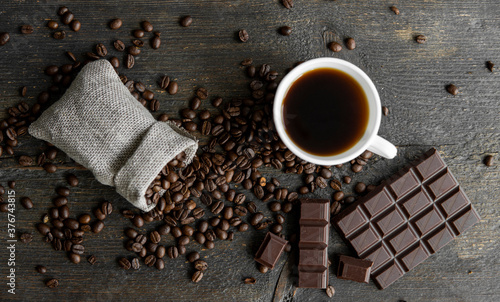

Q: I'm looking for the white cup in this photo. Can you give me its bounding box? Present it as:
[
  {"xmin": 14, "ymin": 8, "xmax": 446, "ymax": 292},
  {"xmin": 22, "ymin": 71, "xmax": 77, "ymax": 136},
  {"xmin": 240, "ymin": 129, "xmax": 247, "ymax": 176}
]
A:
[{"xmin": 273, "ymin": 58, "xmax": 397, "ymax": 166}]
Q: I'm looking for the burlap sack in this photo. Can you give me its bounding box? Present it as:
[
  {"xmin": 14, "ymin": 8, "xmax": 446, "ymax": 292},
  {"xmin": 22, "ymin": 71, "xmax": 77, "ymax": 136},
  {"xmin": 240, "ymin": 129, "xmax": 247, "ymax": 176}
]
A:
[{"xmin": 29, "ymin": 60, "xmax": 198, "ymax": 212}]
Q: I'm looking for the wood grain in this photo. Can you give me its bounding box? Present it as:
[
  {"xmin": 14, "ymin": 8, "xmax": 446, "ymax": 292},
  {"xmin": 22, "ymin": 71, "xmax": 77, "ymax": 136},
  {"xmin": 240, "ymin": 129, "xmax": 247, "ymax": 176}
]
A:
[{"xmin": 0, "ymin": 0, "xmax": 498, "ymax": 301}]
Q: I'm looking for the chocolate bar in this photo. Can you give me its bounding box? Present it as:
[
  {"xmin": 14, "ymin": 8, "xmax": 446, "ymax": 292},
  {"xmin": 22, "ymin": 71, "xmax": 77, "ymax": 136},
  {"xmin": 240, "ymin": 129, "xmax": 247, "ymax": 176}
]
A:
[
  {"xmin": 254, "ymin": 232, "xmax": 287, "ymax": 269},
  {"xmin": 332, "ymin": 148, "xmax": 480, "ymax": 289},
  {"xmin": 298, "ymin": 199, "xmax": 330, "ymax": 289},
  {"xmin": 337, "ymin": 255, "xmax": 373, "ymax": 283}
]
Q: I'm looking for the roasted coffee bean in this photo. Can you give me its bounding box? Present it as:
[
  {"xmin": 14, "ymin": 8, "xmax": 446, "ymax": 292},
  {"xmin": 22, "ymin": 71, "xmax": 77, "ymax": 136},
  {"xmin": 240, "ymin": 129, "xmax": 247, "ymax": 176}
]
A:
[
  {"xmin": 61, "ymin": 11, "xmax": 74, "ymax": 25},
  {"xmin": 446, "ymin": 84, "xmax": 458, "ymax": 95},
  {"xmin": 192, "ymin": 270, "xmax": 203, "ymax": 282},
  {"xmin": 43, "ymin": 163, "xmax": 57, "ymax": 173},
  {"xmin": 0, "ymin": 32, "xmax": 10, "ymax": 46},
  {"xmin": 187, "ymin": 251, "xmax": 200, "ymax": 263},
  {"xmin": 56, "ymin": 186, "xmax": 71, "ymax": 197},
  {"xmin": 109, "ymin": 18, "xmax": 122, "ymax": 29},
  {"xmin": 326, "ymin": 285, "xmax": 335, "ymax": 297},
  {"xmin": 316, "ymin": 176, "xmax": 328, "ymax": 189},
  {"xmin": 195, "ymin": 232, "xmax": 206, "ymax": 244},
  {"xmin": 167, "ymin": 246, "xmax": 179, "ymax": 258},
  {"xmin": 168, "ymin": 81, "xmax": 178, "ymax": 94},
  {"xmin": 130, "ymin": 257, "xmax": 140, "ymax": 270},
  {"xmin": 382, "ymin": 106, "xmax": 389, "ymax": 116},
  {"xmin": 128, "ymin": 45, "xmax": 141, "ymax": 56},
  {"xmin": 125, "ymin": 54, "xmax": 135, "ymax": 69},
  {"xmin": 416, "ymin": 35, "xmax": 427, "ymax": 44},
  {"xmin": 20, "ymin": 233, "xmax": 33, "ymax": 243},
  {"xmin": 151, "ymin": 36, "xmax": 161, "ymax": 49},
  {"xmin": 0, "ymin": 203, "xmax": 8, "ymax": 212},
  {"xmin": 155, "ymin": 258, "xmax": 165, "ymax": 270},
  {"xmin": 275, "ymin": 214, "xmax": 285, "ymax": 225},
  {"xmin": 238, "ymin": 223, "xmax": 249, "ymax": 232},
  {"xmin": 282, "ymin": 202, "xmax": 293, "ymax": 213},
  {"xmin": 47, "ymin": 20, "xmax": 59, "ymax": 29},
  {"xmin": 250, "ymin": 213, "xmax": 264, "ymax": 226},
  {"xmin": 270, "ymin": 224, "xmax": 282, "ymax": 234},
  {"xmin": 254, "ymin": 186, "xmax": 264, "ymax": 199},
  {"xmin": 113, "ymin": 40, "xmax": 125, "ymax": 52},
  {"xmin": 20, "ymin": 25, "xmax": 34, "ymax": 34},
  {"xmin": 269, "ymin": 201, "xmax": 281, "ymax": 212},
  {"xmin": 333, "ymin": 191, "xmax": 344, "ymax": 201},
  {"xmin": 390, "ymin": 5, "xmax": 400, "ymax": 15},
  {"xmin": 71, "ymin": 244, "xmax": 84, "ymax": 255},
  {"xmin": 36, "ymin": 265, "xmax": 47, "ymax": 274},
  {"xmin": 132, "ymin": 39, "xmax": 144, "ymax": 47},
  {"xmin": 70, "ymin": 20, "xmax": 81, "ymax": 32},
  {"xmin": 282, "ymin": 0, "xmax": 294, "ymax": 9},
  {"xmin": 329, "ymin": 42, "xmax": 342, "ymax": 52},
  {"xmin": 92, "ymin": 220, "xmax": 104, "ymax": 233},
  {"xmin": 46, "ymin": 278, "xmax": 59, "ymax": 288},
  {"xmin": 484, "ymin": 155, "xmax": 494, "ymax": 166},
  {"xmin": 180, "ymin": 16, "xmax": 193, "ymax": 27},
  {"xmin": 351, "ymin": 164, "xmax": 363, "ymax": 173},
  {"xmin": 133, "ymin": 29, "xmax": 145, "ymax": 38},
  {"xmin": 150, "ymin": 231, "xmax": 161, "ymax": 244},
  {"xmin": 331, "ymin": 201, "xmax": 342, "ymax": 216},
  {"xmin": 53, "ymin": 30, "xmax": 66, "ymax": 40},
  {"xmin": 19, "ymin": 197, "xmax": 33, "ymax": 209},
  {"xmin": 118, "ymin": 257, "xmax": 131, "ymax": 269},
  {"xmin": 94, "ymin": 208, "xmax": 106, "ymax": 220},
  {"xmin": 239, "ymin": 29, "xmax": 249, "ymax": 42},
  {"xmin": 141, "ymin": 21, "xmax": 153, "ymax": 32},
  {"xmin": 196, "ymin": 87, "xmax": 208, "ymax": 100},
  {"xmin": 247, "ymin": 202, "xmax": 257, "ymax": 214},
  {"xmin": 345, "ymin": 38, "xmax": 356, "ymax": 50},
  {"xmin": 125, "ymin": 228, "xmax": 139, "ymax": 239},
  {"xmin": 486, "ymin": 61, "xmax": 495, "ymax": 72},
  {"xmin": 279, "ymin": 26, "xmax": 292, "ymax": 36},
  {"xmin": 194, "ymin": 259, "xmax": 208, "ymax": 271},
  {"xmin": 64, "ymin": 218, "xmax": 80, "ymax": 230},
  {"xmin": 145, "ymin": 255, "xmax": 156, "ymax": 267},
  {"xmin": 198, "ymin": 220, "xmax": 209, "ymax": 233},
  {"xmin": 212, "ymin": 97, "xmax": 223, "ymax": 107},
  {"xmin": 354, "ymin": 182, "xmax": 366, "ymax": 194},
  {"xmin": 258, "ymin": 264, "xmax": 268, "ymax": 274},
  {"xmin": 155, "ymin": 245, "xmax": 166, "ymax": 258},
  {"xmin": 67, "ymin": 174, "xmax": 79, "ymax": 186},
  {"xmin": 95, "ymin": 43, "xmax": 108, "ymax": 57}
]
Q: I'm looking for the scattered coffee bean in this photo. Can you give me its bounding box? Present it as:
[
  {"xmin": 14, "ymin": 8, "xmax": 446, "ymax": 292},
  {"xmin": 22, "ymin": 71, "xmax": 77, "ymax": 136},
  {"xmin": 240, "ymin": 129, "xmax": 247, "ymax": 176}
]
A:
[
  {"xmin": 8, "ymin": 181, "xmax": 15, "ymax": 189},
  {"xmin": 192, "ymin": 270, "xmax": 203, "ymax": 282},
  {"xmin": 88, "ymin": 255, "xmax": 97, "ymax": 265},
  {"xmin": 244, "ymin": 277, "xmax": 256, "ymax": 284},
  {"xmin": 18, "ymin": 155, "xmax": 33, "ymax": 166},
  {"xmin": 36, "ymin": 265, "xmax": 47, "ymax": 274},
  {"xmin": 113, "ymin": 40, "xmax": 125, "ymax": 52},
  {"xmin": 382, "ymin": 106, "xmax": 389, "ymax": 116},
  {"xmin": 168, "ymin": 81, "xmax": 178, "ymax": 95},
  {"xmin": 329, "ymin": 42, "xmax": 342, "ymax": 52},
  {"xmin": 354, "ymin": 182, "xmax": 366, "ymax": 194},
  {"xmin": 70, "ymin": 20, "xmax": 81, "ymax": 32},
  {"xmin": 416, "ymin": 35, "xmax": 427, "ymax": 44},
  {"xmin": 151, "ymin": 36, "xmax": 161, "ymax": 49},
  {"xmin": 118, "ymin": 257, "xmax": 131, "ymax": 269},
  {"xmin": 187, "ymin": 251, "xmax": 200, "ymax": 263},
  {"xmin": 96, "ymin": 43, "xmax": 108, "ymax": 57},
  {"xmin": 141, "ymin": 21, "xmax": 153, "ymax": 32},
  {"xmin": 258, "ymin": 264, "xmax": 268, "ymax": 273},
  {"xmin": 484, "ymin": 155, "xmax": 494, "ymax": 166},
  {"xmin": 53, "ymin": 30, "xmax": 66, "ymax": 40},
  {"xmin": 446, "ymin": 84, "xmax": 458, "ymax": 95},
  {"xmin": 46, "ymin": 278, "xmax": 59, "ymax": 288},
  {"xmin": 21, "ymin": 197, "xmax": 33, "ymax": 209},
  {"xmin": 109, "ymin": 18, "xmax": 122, "ymax": 30},
  {"xmin": 67, "ymin": 174, "xmax": 79, "ymax": 187},
  {"xmin": 390, "ymin": 6, "xmax": 400, "ymax": 15},
  {"xmin": 20, "ymin": 25, "xmax": 34, "ymax": 34},
  {"xmin": 20, "ymin": 233, "xmax": 33, "ymax": 243},
  {"xmin": 43, "ymin": 163, "xmax": 57, "ymax": 173},
  {"xmin": 47, "ymin": 21, "xmax": 59, "ymax": 29},
  {"xmin": 131, "ymin": 258, "xmax": 140, "ymax": 269},
  {"xmin": 180, "ymin": 16, "xmax": 193, "ymax": 27},
  {"xmin": 282, "ymin": 0, "xmax": 294, "ymax": 9},
  {"xmin": 61, "ymin": 11, "xmax": 74, "ymax": 25},
  {"xmin": 125, "ymin": 54, "xmax": 135, "ymax": 69},
  {"xmin": 486, "ymin": 61, "xmax": 495, "ymax": 72},
  {"xmin": 345, "ymin": 38, "xmax": 356, "ymax": 50},
  {"xmin": 326, "ymin": 285, "xmax": 335, "ymax": 297},
  {"xmin": 0, "ymin": 33, "xmax": 9, "ymax": 46},
  {"xmin": 279, "ymin": 26, "xmax": 292, "ymax": 36},
  {"xmin": 239, "ymin": 29, "xmax": 249, "ymax": 42}
]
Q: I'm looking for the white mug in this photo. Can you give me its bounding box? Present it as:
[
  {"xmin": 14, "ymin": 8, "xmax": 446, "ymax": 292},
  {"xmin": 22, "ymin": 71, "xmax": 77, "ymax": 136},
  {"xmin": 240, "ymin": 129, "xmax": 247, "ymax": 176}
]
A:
[{"xmin": 273, "ymin": 57, "xmax": 397, "ymax": 166}]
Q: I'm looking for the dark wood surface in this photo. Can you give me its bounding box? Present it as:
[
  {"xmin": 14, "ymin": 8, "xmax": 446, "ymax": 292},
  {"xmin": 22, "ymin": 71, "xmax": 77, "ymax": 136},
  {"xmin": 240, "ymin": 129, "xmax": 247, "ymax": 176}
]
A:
[{"xmin": 0, "ymin": 0, "xmax": 499, "ymax": 301}]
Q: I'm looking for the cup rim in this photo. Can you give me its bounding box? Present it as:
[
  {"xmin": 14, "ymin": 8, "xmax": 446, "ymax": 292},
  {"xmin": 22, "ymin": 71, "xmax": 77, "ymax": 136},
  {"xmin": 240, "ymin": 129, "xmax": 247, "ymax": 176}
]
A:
[{"xmin": 273, "ymin": 57, "xmax": 381, "ymax": 165}]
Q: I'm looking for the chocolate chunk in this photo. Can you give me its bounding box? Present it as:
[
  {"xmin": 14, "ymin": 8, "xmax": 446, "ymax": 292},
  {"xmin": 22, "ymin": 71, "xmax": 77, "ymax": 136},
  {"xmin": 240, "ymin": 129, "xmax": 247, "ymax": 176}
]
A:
[
  {"xmin": 332, "ymin": 148, "xmax": 480, "ymax": 289},
  {"xmin": 337, "ymin": 255, "xmax": 373, "ymax": 283},
  {"xmin": 254, "ymin": 232, "xmax": 287, "ymax": 269}
]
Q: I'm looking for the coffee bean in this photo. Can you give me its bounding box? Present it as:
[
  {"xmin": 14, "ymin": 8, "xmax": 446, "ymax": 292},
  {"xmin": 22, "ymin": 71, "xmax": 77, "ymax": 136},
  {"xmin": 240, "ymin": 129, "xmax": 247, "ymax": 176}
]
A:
[
  {"xmin": 187, "ymin": 251, "xmax": 200, "ymax": 263},
  {"xmin": 239, "ymin": 29, "xmax": 249, "ymax": 42},
  {"xmin": 250, "ymin": 213, "xmax": 264, "ymax": 226},
  {"xmin": 194, "ymin": 259, "xmax": 208, "ymax": 271},
  {"xmin": 484, "ymin": 155, "xmax": 494, "ymax": 166},
  {"xmin": 150, "ymin": 231, "xmax": 161, "ymax": 244},
  {"xmin": 20, "ymin": 25, "xmax": 34, "ymax": 34},
  {"xmin": 96, "ymin": 43, "xmax": 108, "ymax": 57},
  {"xmin": 167, "ymin": 246, "xmax": 179, "ymax": 258},
  {"xmin": 390, "ymin": 6, "xmax": 400, "ymax": 15},
  {"xmin": 416, "ymin": 35, "xmax": 427, "ymax": 44},
  {"xmin": 329, "ymin": 42, "xmax": 342, "ymax": 52},
  {"xmin": 151, "ymin": 36, "xmax": 161, "ymax": 49},
  {"xmin": 486, "ymin": 61, "xmax": 495, "ymax": 72},
  {"xmin": 130, "ymin": 258, "xmax": 139, "ymax": 270},
  {"xmin": 382, "ymin": 106, "xmax": 389, "ymax": 116},
  {"xmin": 141, "ymin": 21, "xmax": 153, "ymax": 32},
  {"xmin": 180, "ymin": 16, "xmax": 193, "ymax": 27},
  {"xmin": 326, "ymin": 285, "xmax": 335, "ymax": 297},
  {"xmin": 196, "ymin": 87, "xmax": 208, "ymax": 100},
  {"xmin": 351, "ymin": 164, "xmax": 362, "ymax": 173},
  {"xmin": 47, "ymin": 21, "xmax": 59, "ymax": 29},
  {"xmin": 36, "ymin": 265, "xmax": 47, "ymax": 274},
  {"xmin": 279, "ymin": 26, "xmax": 292, "ymax": 36},
  {"xmin": 20, "ymin": 197, "xmax": 33, "ymax": 209},
  {"xmin": 67, "ymin": 174, "xmax": 79, "ymax": 186},
  {"xmin": 258, "ymin": 264, "xmax": 268, "ymax": 273},
  {"xmin": 61, "ymin": 11, "xmax": 74, "ymax": 24},
  {"xmin": 51, "ymin": 29, "xmax": 67, "ymax": 40},
  {"xmin": 0, "ymin": 32, "xmax": 9, "ymax": 46},
  {"xmin": 333, "ymin": 191, "xmax": 344, "ymax": 201},
  {"xmin": 192, "ymin": 270, "xmax": 203, "ymax": 282},
  {"xmin": 446, "ymin": 84, "xmax": 458, "ymax": 95},
  {"xmin": 282, "ymin": 0, "xmax": 294, "ymax": 9},
  {"xmin": 345, "ymin": 38, "xmax": 356, "ymax": 50},
  {"xmin": 92, "ymin": 220, "xmax": 104, "ymax": 233},
  {"xmin": 144, "ymin": 255, "xmax": 156, "ymax": 267},
  {"xmin": 118, "ymin": 257, "xmax": 131, "ymax": 269},
  {"xmin": 128, "ymin": 45, "xmax": 141, "ymax": 56},
  {"xmin": 109, "ymin": 18, "xmax": 122, "ymax": 29},
  {"xmin": 20, "ymin": 233, "xmax": 33, "ymax": 243},
  {"xmin": 43, "ymin": 163, "xmax": 57, "ymax": 173},
  {"xmin": 18, "ymin": 155, "xmax": 33, "ymax": 166},
  {"xmin": 46, "ymin": 278, "xmax": 59, "ymax": 288},
  {"xmin": 125, "ymin": 54, "xmax": 135, "ymax": 69},
  {"xmin": 168, "ymin": 81, "xmax": 178, "ymax": 94},
  {"xmin": 70, "ymin": 20, "xmax": 81, "ymax": 32},
  {"xmin": 244, "ymin": 277, "xmax": 256, "ymax": 284},
  {"xmin": 0, "ymin": 203, "xmax": 7, "ymax": 212},
  {"xmin": 113, "ymin": 40, "xmax": 125, "ymax": 52}
]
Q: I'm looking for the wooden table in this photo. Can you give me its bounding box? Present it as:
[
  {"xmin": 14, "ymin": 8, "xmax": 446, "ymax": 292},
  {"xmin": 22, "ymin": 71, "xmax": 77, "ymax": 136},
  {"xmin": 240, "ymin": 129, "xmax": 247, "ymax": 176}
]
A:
[{"xmin": 0, "ymin": 1, "xmax": 498, "ymax": 301}]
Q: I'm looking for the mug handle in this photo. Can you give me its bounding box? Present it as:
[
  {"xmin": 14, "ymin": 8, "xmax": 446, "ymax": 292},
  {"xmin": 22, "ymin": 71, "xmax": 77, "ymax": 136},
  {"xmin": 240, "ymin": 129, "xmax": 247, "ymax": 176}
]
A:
[{"xmin": 367, "ymin": 135, "xmax": 397, "ymax": 159}]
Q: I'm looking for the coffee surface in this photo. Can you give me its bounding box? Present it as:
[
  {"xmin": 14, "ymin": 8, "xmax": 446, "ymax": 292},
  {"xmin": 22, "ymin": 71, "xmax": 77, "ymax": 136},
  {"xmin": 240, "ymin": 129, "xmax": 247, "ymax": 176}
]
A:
[{"xmin": 283, "ymin": 68, "xmax": 369, "ymax": 156}]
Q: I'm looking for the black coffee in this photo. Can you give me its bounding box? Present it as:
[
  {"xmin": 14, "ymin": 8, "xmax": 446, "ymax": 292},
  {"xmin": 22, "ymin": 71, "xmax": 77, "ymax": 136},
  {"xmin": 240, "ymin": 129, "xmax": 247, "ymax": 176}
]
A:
[{"xmin": 283, "ymin": 68, "xmax": 369, "ymax": 156}]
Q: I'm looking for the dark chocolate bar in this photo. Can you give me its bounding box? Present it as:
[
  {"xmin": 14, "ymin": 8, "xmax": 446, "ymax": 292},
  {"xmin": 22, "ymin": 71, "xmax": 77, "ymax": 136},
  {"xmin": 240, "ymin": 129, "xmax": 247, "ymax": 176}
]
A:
[
  {"xmin": 298, "ymin": 199, "xmax": 330, "ymax": 289},
  {"xmin": 254, "ymin": 232, "xmax": 287, "ymax": 269},
  {"xmin": 332, "ymin": 148, "xmax": 480, "ymax": 289},
  {"xmin": 337, "ymin": 255, "xmax": 373, "ymax": 283}
]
